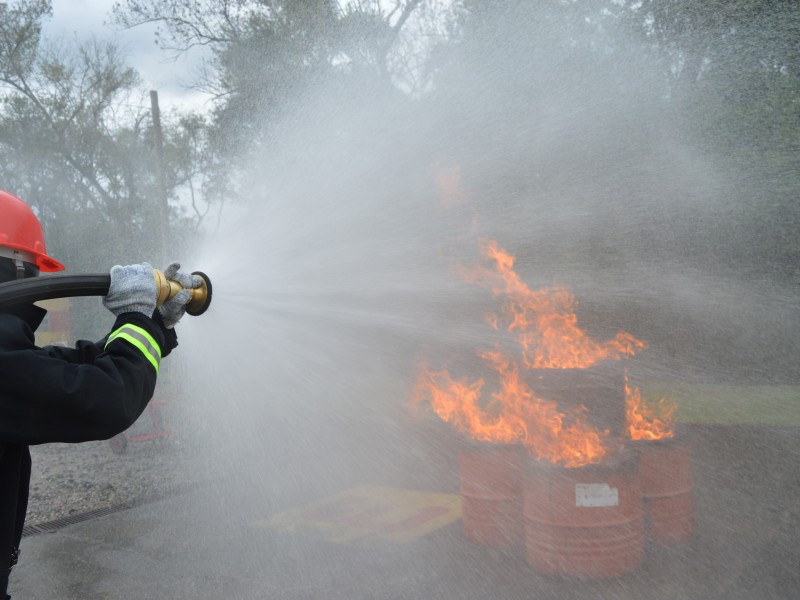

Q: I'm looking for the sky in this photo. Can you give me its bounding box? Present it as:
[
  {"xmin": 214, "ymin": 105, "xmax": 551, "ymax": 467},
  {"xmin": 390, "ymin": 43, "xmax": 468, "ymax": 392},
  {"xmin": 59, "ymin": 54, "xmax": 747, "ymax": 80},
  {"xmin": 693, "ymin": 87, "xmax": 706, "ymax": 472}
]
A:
[{"xmin": 42, "ymin": 0, "xmax": 211, "ymax": 112}]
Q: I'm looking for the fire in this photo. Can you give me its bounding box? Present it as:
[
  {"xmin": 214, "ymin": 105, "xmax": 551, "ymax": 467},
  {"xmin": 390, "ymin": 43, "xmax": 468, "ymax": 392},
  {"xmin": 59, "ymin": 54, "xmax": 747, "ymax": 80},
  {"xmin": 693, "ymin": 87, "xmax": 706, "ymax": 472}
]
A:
[
  {"xmin": 467, "ymin": 239, "xmax": 647, "ymax": 369},
  {"xmin": 413, "ymin": 237, "xmax": 650, "ymax": 468},
  {"xmin": 626, "ymin": 384, "xmax": 677, "ymax": 440},
  {"xmin": 412, "ymin": 368, "xmax": 522, "ymax": 444},
  {"xmin": 413, "ymin": 352, "xmax": 608, "ymax": 468}
]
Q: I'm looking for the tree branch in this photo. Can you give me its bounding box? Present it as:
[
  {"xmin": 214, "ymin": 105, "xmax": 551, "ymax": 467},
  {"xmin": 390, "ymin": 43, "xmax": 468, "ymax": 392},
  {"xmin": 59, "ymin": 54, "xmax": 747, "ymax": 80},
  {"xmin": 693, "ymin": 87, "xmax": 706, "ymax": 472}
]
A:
[{"xmin": 377, "ymin": 0, "xmax": 423, "ymax": 77}]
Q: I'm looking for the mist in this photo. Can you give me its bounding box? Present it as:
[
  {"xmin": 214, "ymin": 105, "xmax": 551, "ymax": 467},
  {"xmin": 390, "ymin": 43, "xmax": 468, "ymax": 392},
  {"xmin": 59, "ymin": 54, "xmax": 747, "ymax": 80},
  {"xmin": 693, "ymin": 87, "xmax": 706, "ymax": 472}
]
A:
[
  {"xmin": 136, "ymin": 3, "xmax": 800, "ymax": 598},
  {"xmin": 11, "ymin": 1, "xmax": 800, "ymax": 597}
]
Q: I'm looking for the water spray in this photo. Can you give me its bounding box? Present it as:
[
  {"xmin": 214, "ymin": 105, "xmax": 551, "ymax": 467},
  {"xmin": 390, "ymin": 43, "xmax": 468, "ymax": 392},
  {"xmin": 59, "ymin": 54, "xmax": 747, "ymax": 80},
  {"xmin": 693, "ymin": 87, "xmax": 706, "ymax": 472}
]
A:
[{"xmin": 0, "ymin": 268, "xmax": 213, "ymax": 316}]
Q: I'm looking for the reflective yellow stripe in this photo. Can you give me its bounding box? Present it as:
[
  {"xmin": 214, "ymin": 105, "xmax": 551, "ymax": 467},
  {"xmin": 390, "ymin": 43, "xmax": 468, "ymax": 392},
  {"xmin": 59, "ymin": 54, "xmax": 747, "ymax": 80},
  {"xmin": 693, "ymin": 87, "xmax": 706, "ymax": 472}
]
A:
[{"xmin": 105, "ymin": 324, "xmax": 162, "ymax": 373}]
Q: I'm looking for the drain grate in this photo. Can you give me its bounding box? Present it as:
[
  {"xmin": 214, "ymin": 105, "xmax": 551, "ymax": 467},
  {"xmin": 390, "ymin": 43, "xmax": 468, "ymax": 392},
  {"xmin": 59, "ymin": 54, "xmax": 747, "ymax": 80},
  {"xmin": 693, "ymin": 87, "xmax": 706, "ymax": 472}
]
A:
[
  {"xmin": 22, "ymin": 481, "xmax": 203, "ymax": 537},
  {"xmin": 23, "ymin": 502, "xmax": 136, "ymax": 536}
]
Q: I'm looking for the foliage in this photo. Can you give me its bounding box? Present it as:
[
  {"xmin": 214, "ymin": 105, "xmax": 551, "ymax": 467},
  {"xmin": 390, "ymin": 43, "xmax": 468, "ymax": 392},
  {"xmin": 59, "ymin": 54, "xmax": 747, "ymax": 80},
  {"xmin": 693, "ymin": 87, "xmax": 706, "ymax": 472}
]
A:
[
  {"xmin": 429, "ymin": 0, "xmax": 800, "ymax": 278},
  {"xmin": 111, "ymin": 0, "xmax": 449, "ymax": 184},
  {"xmin": 0, "ymin": 0, "xmax": 214, "ymax": 268},
  {"xmin": 622, "ymin": 0, "xmax": 800, "ymax": 276},
  {"xmin": 2, "ymin": 0, "xmax": 798, "ymax": 280}
]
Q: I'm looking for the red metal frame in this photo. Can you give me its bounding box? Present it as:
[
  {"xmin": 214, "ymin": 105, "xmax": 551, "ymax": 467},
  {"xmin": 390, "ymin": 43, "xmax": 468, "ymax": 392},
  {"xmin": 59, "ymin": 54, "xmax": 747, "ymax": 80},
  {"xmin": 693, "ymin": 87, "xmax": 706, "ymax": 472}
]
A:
[
  {"xmin": 127, "ymin": 399, "xmax": 170, "ymax": 443},
  {"xmin": 109, "ymin": 399, "xmax": 170, "ymax": 454}
]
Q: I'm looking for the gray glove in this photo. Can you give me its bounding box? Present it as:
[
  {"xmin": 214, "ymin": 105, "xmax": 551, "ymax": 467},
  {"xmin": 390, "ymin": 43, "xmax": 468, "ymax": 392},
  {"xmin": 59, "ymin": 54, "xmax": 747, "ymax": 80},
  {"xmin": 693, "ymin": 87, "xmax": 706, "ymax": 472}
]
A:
[
  {"xmin": 103, "ymin": 263, "xmax": 157, "ymax": 317},
  {"xmin": 157, "ymin": 262, "xmax": 202, "ymax": 329}
]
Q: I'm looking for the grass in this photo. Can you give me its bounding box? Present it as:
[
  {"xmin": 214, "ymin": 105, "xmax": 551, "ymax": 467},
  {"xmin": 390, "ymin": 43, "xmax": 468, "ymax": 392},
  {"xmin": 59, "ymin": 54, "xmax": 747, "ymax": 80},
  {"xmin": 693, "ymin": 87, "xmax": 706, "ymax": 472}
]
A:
[{"xmin": 639, "ymin": 382, "xmax": 800, "ymax": 426}]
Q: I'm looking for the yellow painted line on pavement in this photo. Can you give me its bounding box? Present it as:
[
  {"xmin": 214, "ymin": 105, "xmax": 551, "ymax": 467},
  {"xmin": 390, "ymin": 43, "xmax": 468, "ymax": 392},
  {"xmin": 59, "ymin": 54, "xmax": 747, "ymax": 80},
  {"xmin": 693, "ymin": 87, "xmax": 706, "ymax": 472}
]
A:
[
  {"xmin": 258, "ymin": 485, "xmax": 462, "ymax": 544},
  {"xmin": 640, "ymin": 382, "xmax": 800, "ymax": 425}
]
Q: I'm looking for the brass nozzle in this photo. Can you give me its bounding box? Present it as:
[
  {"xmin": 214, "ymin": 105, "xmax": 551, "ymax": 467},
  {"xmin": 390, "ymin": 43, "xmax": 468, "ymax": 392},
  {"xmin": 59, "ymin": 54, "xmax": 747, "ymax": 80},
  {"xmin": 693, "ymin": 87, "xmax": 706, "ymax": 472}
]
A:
[{"xmin": 153, "ymin": 269, "xmax": 212, "ymax": 316}]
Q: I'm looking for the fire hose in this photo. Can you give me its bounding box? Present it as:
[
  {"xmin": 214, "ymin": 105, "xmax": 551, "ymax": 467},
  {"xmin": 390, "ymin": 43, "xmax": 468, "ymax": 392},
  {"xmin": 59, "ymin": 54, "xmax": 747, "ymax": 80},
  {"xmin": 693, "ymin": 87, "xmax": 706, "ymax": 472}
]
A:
[{"xmin": 0, "ymin": 269, "xmax": 212, "ymax": 315}]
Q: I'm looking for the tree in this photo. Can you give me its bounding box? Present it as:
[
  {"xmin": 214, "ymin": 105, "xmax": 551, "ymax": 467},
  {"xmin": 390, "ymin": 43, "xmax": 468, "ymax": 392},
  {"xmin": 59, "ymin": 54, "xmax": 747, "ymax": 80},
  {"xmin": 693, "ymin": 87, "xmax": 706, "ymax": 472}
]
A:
[
  {"xmin": 0, "ymin": 0, "xmax": 214, "ymax": 269},
  {"xmin": 620, "ymin": 0, "xmax": 800, "ymax": 276},
  {"xmin": 111, "ymin": 0, "xmax": 440, "ymax": 194}
]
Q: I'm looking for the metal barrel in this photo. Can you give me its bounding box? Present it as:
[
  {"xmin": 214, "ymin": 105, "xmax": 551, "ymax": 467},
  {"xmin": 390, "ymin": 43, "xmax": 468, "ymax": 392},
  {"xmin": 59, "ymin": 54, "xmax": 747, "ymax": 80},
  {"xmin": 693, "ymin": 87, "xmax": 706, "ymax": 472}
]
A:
[
  {"xmin": 459, "ymin": 443, "xmax": 524, "ymax": 548},
  {"xmin": 636, "ymin": 429, "xmax": 693, "ymax": 545},
  {"xmin": 523, "ymin": 448, "xmax": 644, "ymax": 578}
]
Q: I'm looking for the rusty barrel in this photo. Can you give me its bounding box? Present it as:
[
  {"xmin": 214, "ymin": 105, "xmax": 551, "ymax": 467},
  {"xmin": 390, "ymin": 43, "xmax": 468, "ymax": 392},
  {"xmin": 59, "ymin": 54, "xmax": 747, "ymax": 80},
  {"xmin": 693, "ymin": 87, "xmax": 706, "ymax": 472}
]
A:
[
  {"xmin": 523, "ymin": 448, "xmax": 644, "ymax": 578},
  {"xmin": 636, "ymin": 430, "xmax": 693, "ymax": 545},
  {"xmin": 459, "ymin": 443, "xmax": 524, "ymax": 548}
]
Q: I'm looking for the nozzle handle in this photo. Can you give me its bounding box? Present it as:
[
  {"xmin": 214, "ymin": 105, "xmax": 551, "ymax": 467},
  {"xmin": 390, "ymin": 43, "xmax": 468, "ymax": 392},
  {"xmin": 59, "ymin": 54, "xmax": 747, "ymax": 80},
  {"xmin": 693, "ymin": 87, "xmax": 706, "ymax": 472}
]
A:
[{"xmin": 153, "ymin": 269, "xmax": 212, "ymax": 315}]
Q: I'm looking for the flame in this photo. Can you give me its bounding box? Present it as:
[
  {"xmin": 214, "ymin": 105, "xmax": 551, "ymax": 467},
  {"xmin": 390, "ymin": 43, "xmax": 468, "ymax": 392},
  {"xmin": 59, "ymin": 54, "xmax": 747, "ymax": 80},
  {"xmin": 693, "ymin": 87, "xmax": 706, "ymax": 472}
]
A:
[
  {"xmin": 626, "ymin": 384, "xmax": 677, "ymax": 440},
  {"xmin": 412, "ymin": 368, "xmax": 523, "ymax": 444},
  {"xmin": 465, "ymin": 239, "xmax": 647, "ymax": 368},
  {"xmin": 412, "ymin": 237, "xmax": 651, "ymax": 468},
  {"xmin": 413, "ymin": 351, "xmax": 608, "ymax": 468}
]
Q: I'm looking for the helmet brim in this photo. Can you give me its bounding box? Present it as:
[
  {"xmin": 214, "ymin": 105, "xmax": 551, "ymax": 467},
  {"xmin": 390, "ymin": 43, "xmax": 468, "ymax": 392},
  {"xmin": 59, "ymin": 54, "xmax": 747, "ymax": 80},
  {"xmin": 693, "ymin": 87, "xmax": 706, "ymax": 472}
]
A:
[
  {"xmin": 0, "ymin": 242, "xmax": 65, "ymax": 272},
  {"xmin": 36, "ymin": 254, "xmax": 66, "ymax": 272}
]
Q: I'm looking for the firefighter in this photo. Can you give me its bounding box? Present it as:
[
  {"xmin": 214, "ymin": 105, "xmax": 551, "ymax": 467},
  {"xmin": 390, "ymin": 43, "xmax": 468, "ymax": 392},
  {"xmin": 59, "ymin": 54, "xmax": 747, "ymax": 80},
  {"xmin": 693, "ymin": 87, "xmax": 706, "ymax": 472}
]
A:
[{"xmin": 0, "ymin": 189, "xmax": 198, "ymax": 598}]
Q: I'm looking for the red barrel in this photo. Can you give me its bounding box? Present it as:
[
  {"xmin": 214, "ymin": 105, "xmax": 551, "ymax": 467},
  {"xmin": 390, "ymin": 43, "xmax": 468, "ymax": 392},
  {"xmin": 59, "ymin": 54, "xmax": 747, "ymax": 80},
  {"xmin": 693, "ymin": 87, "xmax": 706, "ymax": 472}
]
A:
[
  {"xmin": 523, "ymin": 448, "xmax": 644, "ymax": 578},
  {"xmin": 637, "ymin": 431, "xmax": 693, "ymax": 545},
  {"xmin": 459, "ymin": 443, "xmax": 524, "ymax": 548}
]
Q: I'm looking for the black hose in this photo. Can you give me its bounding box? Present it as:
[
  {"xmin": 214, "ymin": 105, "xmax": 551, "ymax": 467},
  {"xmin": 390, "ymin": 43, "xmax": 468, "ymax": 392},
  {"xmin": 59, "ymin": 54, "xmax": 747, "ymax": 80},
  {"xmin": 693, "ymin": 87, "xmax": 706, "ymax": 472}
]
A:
[{"xmin": 0, "ymin": 274, "xmax": 111, "ymax": 308}]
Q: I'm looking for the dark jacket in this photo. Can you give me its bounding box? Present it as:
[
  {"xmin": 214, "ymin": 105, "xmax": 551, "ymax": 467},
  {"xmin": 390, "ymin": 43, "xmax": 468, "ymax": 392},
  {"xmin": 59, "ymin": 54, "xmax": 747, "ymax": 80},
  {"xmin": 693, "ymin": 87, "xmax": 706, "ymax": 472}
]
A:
[{"xmin": 0, "ymin": 304, "xmax": 177, "ymax": 596}]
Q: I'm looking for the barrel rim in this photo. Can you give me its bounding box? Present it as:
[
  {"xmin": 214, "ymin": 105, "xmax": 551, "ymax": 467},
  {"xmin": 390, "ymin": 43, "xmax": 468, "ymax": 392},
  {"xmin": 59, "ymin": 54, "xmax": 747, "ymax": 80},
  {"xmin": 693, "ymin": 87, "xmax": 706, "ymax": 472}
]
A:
[
  {"xmin": 523, "ymin": 445, "xmax": 638, "ymax": 475},
  {"xmin": 629, "ymin": 423, "xmax": 690, "ymax": 447}
]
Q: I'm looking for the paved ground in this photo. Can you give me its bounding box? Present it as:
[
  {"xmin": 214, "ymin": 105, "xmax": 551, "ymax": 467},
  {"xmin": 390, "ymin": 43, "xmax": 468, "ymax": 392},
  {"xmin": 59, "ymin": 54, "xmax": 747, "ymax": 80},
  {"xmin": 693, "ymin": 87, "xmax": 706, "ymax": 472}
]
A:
[{"xmin": 10, "ymin": 424, "xmax": 800, "ymax": 599}]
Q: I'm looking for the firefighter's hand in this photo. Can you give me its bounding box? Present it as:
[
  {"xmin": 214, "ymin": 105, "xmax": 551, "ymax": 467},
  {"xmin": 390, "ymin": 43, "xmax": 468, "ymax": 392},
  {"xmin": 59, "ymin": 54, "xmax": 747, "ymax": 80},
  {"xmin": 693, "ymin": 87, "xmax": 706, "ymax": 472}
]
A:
[
  {"xmin": 103, "ymin": 263, "xmax": 157, "ymax": 317},
  {"xmin": 158, "ymin": 262, "xmax": 201, "ymax": 328}
]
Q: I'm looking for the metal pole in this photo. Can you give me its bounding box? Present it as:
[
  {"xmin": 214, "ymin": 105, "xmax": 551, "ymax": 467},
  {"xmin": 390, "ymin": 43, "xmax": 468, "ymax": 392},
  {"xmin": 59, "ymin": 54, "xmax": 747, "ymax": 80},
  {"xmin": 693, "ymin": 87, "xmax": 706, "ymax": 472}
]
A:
[{"xmin": 150, "ymin": 90, "xmax": 169, "ymax": 261}]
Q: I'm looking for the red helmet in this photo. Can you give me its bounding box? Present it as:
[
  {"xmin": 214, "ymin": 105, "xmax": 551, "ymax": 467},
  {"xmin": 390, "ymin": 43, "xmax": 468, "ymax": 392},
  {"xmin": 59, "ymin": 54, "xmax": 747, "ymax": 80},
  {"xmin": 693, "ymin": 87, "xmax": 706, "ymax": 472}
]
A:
[{"xmin": 0, "ymin": 189, "xmax": 65, "ymax": 272}]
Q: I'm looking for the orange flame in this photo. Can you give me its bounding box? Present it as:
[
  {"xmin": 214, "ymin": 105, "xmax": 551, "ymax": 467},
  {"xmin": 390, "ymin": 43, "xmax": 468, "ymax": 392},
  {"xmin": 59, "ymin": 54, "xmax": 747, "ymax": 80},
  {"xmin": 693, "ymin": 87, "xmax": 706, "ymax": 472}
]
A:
[
  {"xmin": 412, "ymin": 351, "xmax": 608, "ymax": 468},
  {"xmin": 412, "ymin": 237, "xmax": 651, "ymax": 468},
  {"xmin": 466, "ymin": 239, "xmax": 647, "ymax": 368},
  {"xmin": 626, "ymin": 384, "xmax": 677, "ymax": 440},
  {"xmin": 412, "ymin": 368, "xmax": 522, "ymax": 444}
]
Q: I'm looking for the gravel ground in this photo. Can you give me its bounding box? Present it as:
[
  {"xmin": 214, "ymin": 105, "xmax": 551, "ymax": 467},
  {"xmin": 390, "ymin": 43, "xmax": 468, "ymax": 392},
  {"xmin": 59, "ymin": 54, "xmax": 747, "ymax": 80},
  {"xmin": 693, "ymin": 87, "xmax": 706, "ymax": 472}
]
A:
[{"xmin": 25, "ymin": 407, "xmax": 203, "ymax": 525}]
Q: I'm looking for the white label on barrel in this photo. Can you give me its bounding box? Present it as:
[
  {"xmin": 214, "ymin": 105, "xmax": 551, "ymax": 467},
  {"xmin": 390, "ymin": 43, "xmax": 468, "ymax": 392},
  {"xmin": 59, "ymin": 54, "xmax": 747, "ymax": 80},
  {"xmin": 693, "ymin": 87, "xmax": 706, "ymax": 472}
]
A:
[{"xmin": 575, "ymin": 483, "xmax": 619, "ymax": 507}]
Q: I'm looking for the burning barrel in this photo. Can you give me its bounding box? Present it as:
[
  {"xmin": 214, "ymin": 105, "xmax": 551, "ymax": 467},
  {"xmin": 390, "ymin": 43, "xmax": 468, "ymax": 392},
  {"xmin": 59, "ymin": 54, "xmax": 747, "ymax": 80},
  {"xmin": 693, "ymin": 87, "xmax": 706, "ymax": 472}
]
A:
[
  {"xmin": 459, "ymin": 443, "xmax": 524, "ymax": 548},
  {"xmin": 529, "ymin": 362, "xmax": 627, "ymax": 439},
  {"xmin": 635, "ymin": 429, "xmax": 693, "ymax": 545},
  {"xmin": 523, "ymin": 448, "xmax": 644, "ymax": 578}
]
